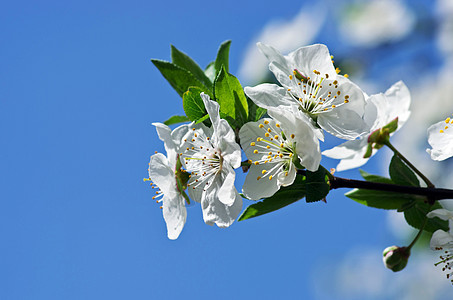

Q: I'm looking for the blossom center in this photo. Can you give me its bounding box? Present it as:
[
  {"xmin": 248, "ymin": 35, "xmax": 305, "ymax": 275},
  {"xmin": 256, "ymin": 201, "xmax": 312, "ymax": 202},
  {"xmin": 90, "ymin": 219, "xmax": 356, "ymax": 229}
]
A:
[
  {"xmin": 249, "ymin": 120, "xmax": 295, "ymax": 181},
  {"xmin": 287, "ymin": 69, "xmax": 350, "ymax": 118},
  {"xmin": 183, "ymin": 128, "xmax": 223, "ymax": 192}
]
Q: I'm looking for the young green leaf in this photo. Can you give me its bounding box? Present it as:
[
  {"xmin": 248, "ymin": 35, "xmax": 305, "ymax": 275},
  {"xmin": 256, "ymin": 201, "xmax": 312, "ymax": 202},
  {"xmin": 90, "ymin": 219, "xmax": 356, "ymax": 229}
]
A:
[
  {"xmin": 170, "ymin": 45, "xmax": 213, "ymax": 90},
  {"xmin": 389, "ymin": 155, "xmax": 420, "ymax": 187},
  {"xmin": 305, "ymin": 168, "xmax": 330, "ymax": 203},
  {"xmin": 247, "ymin": 96, "xmax": 267, "ymax": 122},
  {"xmin": 345, "ymin": 189, "xmax": 416, "ymax": 210},
  {"xmin": 151, "ymin": 59, "xmax": 211, "ymax": 98},
  {"xmin": 214, "ymin": 67, "xmax": 248, "ymax": 127},
  {"xmin": 238, "ymin": 175, "xmax": 306, "ymax": 221},
  {"xmin": 182, "ymin": 87, "xmax": 208, "ymax": 122},
  {"xmin": 404, "ymin": 201, "xmax": 449, "ymax": 233},
  {"xmin": 163, "ymin": 115, "xmax": 190, "ymax": 126},
  {"xmin": 214, "ymin": 40, "xmax": 231, "ymax": 75},
  {"xmin": 359, "ymin": 169, "xmax": 394, "ymax": 184}
]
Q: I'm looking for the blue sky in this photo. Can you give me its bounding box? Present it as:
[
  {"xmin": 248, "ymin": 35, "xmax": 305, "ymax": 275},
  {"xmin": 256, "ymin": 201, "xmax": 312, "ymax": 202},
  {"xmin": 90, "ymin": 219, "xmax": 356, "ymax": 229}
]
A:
[{"xmin": 1, "ymin": 0, "xmax": 452, "ymax": 299}]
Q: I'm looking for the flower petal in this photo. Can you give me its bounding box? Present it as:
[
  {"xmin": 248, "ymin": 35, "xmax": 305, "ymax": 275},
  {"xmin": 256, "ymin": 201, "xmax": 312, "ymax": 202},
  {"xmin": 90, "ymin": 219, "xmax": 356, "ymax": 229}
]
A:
[
  {"xmin": 257, "ymin": 42, "xmax": 293, "ymax": 87},
  {"xmin": 287, "ymin": 44, "xmax": 336, "ymax": 80},
  {"xmin": 162, "ymin": 193, "xmax": 187, "ymax": 240},
  {"xmin": 242, "ymin": 162, "xmax": 280, "ymax": 200},
  {"xmin": 318, "ymin": 107, "xmax": 368, "ymax": 140},
  {"xmin": 217, "ymin": 165, "xmax": 238, "ymax": 206},
  {"xmin": 244, "ymin": 83, "xmax": 293, "ymax": 110},
  {"xmin": 430, "ymin": 229, "xmax": 453, "ymax": 250},
  {"xmin": 427, "ymin": 208, "xmax": 453, "ymax": 221},
  {"xmin": 148, "ymin": 153, "xmax": 176, "ymax": 196},
  {"xmin": 322, "ymin": 138, "xmax": 371, "ymax": 171},
  {"xmin": 201, "ymin": 178, "xmax": 242, "ymax": 227}
]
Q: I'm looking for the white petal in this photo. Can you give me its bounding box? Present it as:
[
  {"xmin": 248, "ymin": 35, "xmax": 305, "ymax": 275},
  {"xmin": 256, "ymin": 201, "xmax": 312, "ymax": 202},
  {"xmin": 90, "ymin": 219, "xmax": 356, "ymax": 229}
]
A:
[
  {"xmin": 162, "ymin": 193, "xmax": 187, "ymax": 240},
  {"xmin": 322, "ymin": 138, "xmax": 371, "ymax": 171},
  {"xmin": 318, "ymin": 108, "xmax": 368, "ymax": 140},
  {"xmin": 430, "ymin": 229, "xmax": 453, "ymax": 250},
  {"xmin": 384, "ymin": 80, "xmax": 411, "ymax": 126},
  {"xmin": 148, "ymin": 153, "xmax": 176, "ymax": 196},
  {"xmin": 257, "ymin": 43, "xmax": 293, "ymax": 87},
  {"xmin": 201, "ymin": 93, "xmax": 236, "ymax": 145},
  {"xmin": 217, "ymin": 165, "xmax": 238, "ymax": 206},
  {"xmin": 242, "ymin": 163, "xmax": 281, "ymax": 200},
  {"xmin": 287, "ymin": 44, "xmax": 337, "ymax": 80},
  {"xmin": 217, "ymin": 119, "xmax": 242, "ymax": 169},
  {"xmin": 201, "ymin": 92, "xmax": 220, "ymax": 120},
  {"xmin": 244, "ymin": 83, "xmax": 293, "ymax": 110},
  {"xmin": 153, "ymin": 122, "xmax": 191, "ymax": 167},
  {"xmin": 427, "ymin": 208, "xmax": 453, "ymax": 221},
  {"xmin": 239, "ymin": 118, "xmax": 276, "ymax": 161},
  {"xmin": 201, "ymin": 178, "xmax": 242, "ymax": 227},
  {"xmin": 188, "ymin": 185, "xmax": 203, "ymax": 203}
]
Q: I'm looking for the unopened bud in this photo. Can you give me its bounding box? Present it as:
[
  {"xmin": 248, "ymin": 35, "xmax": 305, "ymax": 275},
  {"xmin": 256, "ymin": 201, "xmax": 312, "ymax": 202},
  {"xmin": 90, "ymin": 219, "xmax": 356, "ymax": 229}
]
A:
[{"xmin": 382, "ymin": 246, "xmax": 410, "ymax": 272}]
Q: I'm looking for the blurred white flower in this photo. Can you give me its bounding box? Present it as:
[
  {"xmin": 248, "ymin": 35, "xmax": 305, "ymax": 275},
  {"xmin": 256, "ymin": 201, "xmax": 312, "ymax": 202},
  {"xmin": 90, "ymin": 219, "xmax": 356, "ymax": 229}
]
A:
[
  {"xmin": 428, "ymin": 208, "xmax": 453, "ymax": 285},
  {"xmin": 339, "ymin": 0, "xmax": 415, "ymax": 47},
  {"xmin": 427, "ymin": 114, "xmax": 453, "ymax": 161},
  {"xmin": 238, "ymin": 4, "xmax": 325, "ymax": 84},
  {"xmin": 436, "ymin": 0, "xmax": 453, "ymax": 58}
]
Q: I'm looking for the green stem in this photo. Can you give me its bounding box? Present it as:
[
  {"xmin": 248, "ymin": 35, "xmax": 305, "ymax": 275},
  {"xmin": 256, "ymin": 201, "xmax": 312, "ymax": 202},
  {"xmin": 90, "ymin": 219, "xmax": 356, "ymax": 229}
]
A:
[
  {"xmin": 384, "ymin": 140, "xmax": 435, "ymax": 188},
  {"xmin": 407, "ymin": 215, "xmax": 428, "ymax": 250}
]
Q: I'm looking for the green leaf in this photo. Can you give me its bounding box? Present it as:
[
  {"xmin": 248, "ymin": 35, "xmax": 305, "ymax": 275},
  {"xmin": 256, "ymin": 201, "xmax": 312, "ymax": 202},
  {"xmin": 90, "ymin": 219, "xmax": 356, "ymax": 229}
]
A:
[
  {"xmin": 345, "ymin": 189, "xmax": 415, "ymax": 210},
  {"xmin": 163, "ymin": 115, "xmax": 190, "ymax": 126},
  {"xmin": 389, "ymin": 155, "xmax": 420, "ymax": 187},
  {"xmin": 359, "ymin": 170, "xmax": 393, "ymax": 184},
  {"xmin": 247, "ymin": 96, "xmax": 267, "ymax": 122},
  {"xmin": 238, "ymin": 175, "xmax": 306, "ymax": 221},
  {"xmin": 204, "ymin": 61, "xmax": 216, "ymax": 82},
  {"xmin": 214, "ymin": 40, "xmax": 231, "ymax": 75},
  {"xmin": 214, "ymin": 67, "xmax": 248, "ymax": 127},
  {"xmin": 305, "ymin": 168, "xmax": 330, "ymax": 203},
  {"xmin": 404, "ymin": 201, "xmax": 449, "ymax": 233},
  {"xmin": 151, "ymin": 59, "xmax": 211, "ymax": 98},
  {"xmin": 171, "ymin": 45, "xmax": 213, "ymax": 90},
  {"xmin": 182, "ymin": 87, "xmax": 207, "ymax": 122}
]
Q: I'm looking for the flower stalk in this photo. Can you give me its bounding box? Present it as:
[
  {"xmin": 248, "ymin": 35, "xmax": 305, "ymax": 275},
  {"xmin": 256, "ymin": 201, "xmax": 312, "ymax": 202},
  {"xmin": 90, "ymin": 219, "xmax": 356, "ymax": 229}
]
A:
[{"xmin": 384, "ymin": 140, "xmax": 435, "ymax": 188}]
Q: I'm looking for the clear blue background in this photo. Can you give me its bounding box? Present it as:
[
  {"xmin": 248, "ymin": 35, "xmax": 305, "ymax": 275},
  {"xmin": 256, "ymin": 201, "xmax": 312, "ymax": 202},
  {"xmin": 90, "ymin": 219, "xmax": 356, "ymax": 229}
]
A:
[{"xmin": 1, "ymin": 0, "xmax": 450, "ymax": 299}]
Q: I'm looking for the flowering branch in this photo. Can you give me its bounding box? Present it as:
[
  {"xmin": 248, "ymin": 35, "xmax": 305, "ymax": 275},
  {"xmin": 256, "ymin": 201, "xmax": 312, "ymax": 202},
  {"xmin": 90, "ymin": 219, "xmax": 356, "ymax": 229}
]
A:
[{"xmin": 293, "ymin": 169, "xmax": 453, "ymax": 201}]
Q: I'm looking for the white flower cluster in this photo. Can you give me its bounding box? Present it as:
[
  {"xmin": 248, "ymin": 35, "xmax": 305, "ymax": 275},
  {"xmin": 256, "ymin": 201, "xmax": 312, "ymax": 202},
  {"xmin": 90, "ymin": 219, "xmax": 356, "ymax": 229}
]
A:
[{"xmin": 147, "ymin": 43, "xmax": 420, "ymax": 239}]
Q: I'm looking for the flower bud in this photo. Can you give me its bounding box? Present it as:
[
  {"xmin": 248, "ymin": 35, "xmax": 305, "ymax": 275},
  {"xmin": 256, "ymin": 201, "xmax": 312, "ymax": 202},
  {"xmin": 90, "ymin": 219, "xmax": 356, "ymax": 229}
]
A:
[{"xmin": 382, "ymin": 246, "xmax": 410, "ymax": 272}]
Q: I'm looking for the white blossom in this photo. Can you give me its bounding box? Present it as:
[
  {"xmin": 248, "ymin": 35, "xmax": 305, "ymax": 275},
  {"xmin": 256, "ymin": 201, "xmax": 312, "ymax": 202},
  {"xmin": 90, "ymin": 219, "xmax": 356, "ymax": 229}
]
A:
[
  {"xmin": 147, "ymin": 123, "xmax": 190, "ymax": 240},
  {"xmin": 181, "ymin": 93, "xmax": 242, "ymax": 228},
  {"xmin": 428, "ymin": 208, "xmax": 453, "ymax": 284},
  {"xmin": 239, "ymin": 106, "xmax": 321, "ymax": 200},
  {"xmin": 245, "ymin": 43, "xmax": 368, "ymax": 141},
  {"xmin": 427, "ymin": 114, "xmax": 453, "ymax": 161}
]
